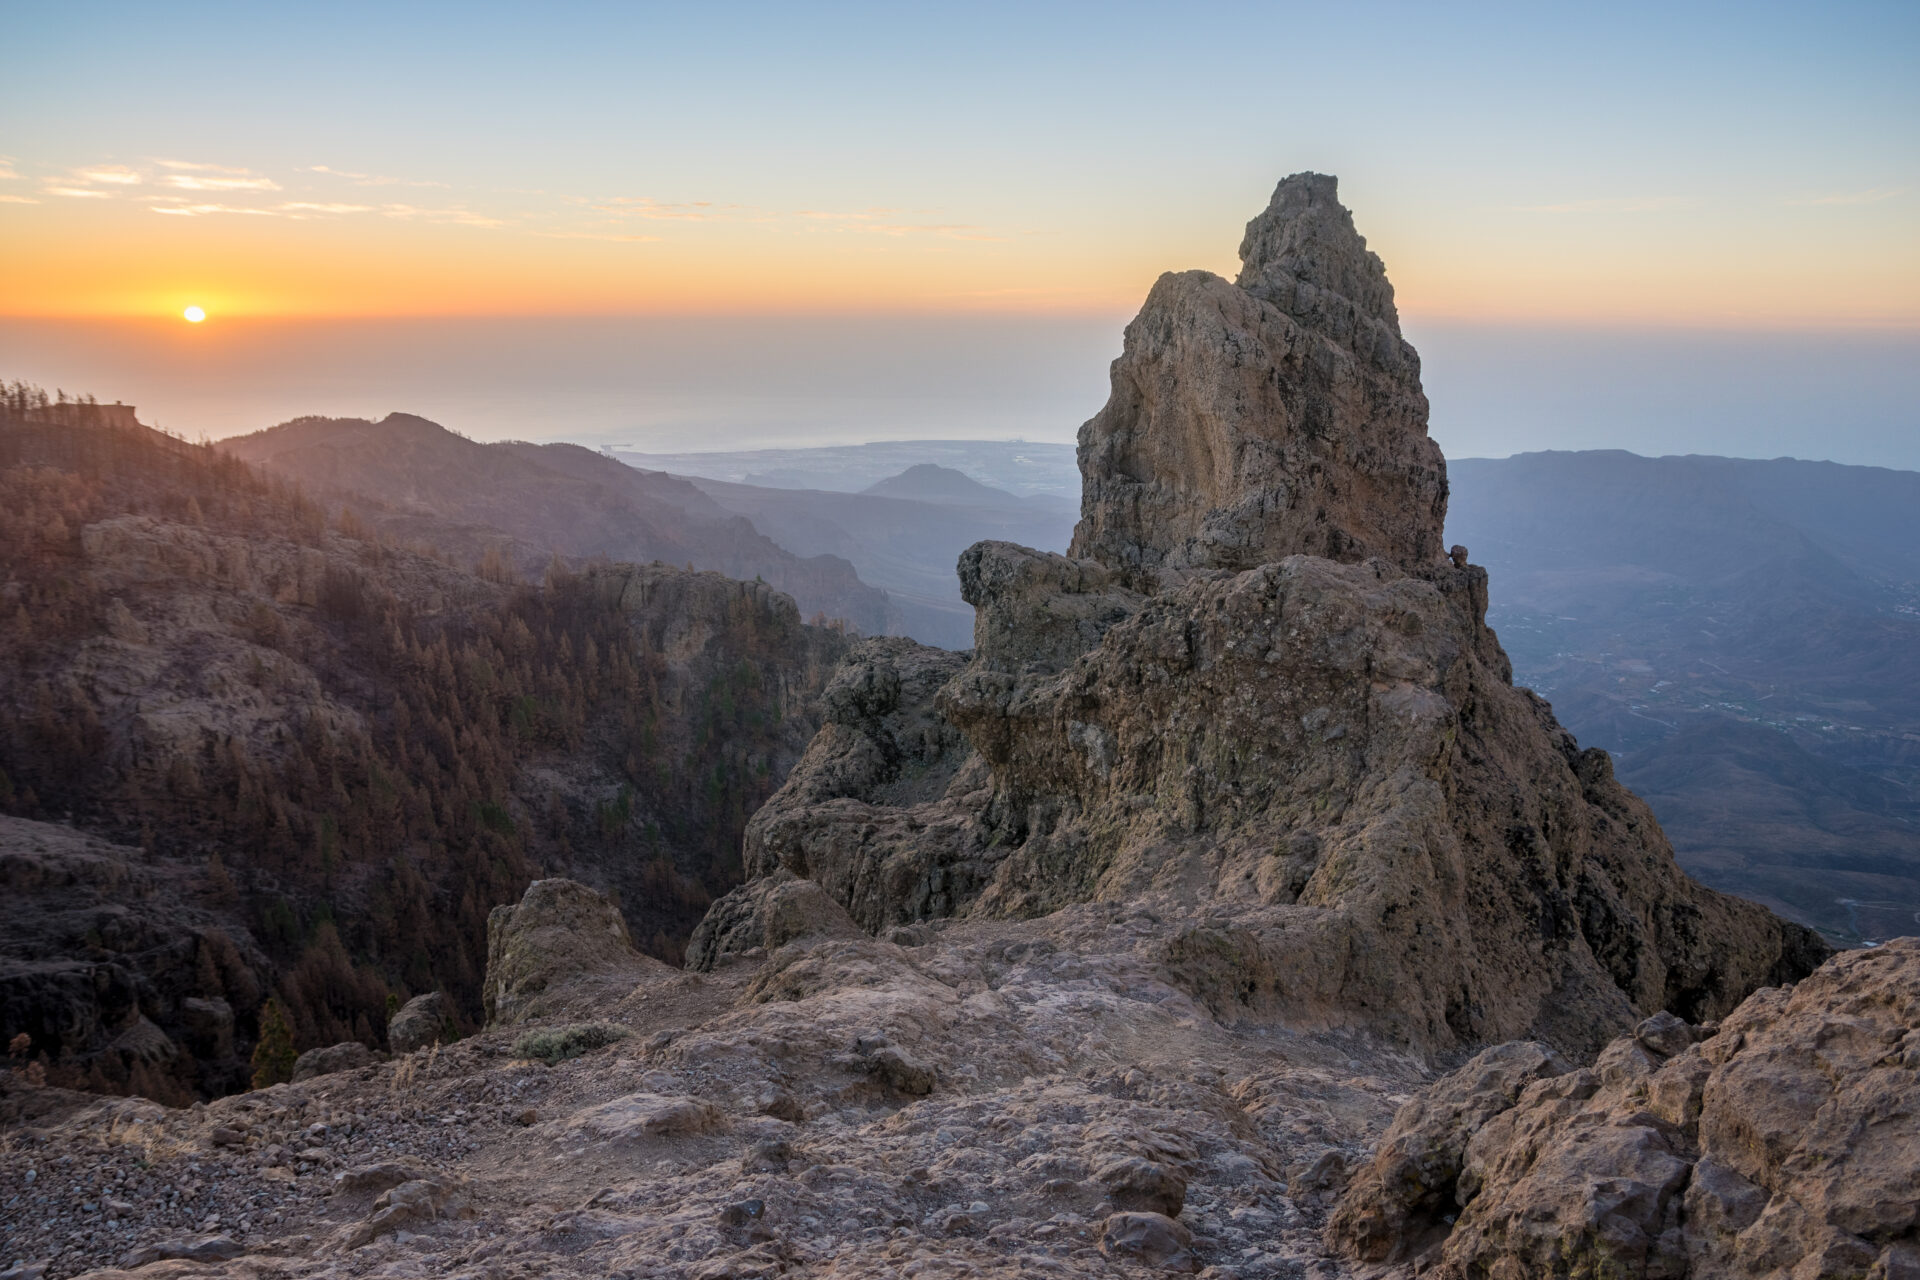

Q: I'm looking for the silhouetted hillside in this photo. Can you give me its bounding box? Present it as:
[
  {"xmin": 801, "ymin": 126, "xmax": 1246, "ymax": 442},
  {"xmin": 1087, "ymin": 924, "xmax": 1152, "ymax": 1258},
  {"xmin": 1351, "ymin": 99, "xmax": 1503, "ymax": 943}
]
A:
[
  {"xmin": 223, "ymin": 413, "xmax": 896, "ymax": 636},
  {"xmin": 0, "ymin": 388, "xmax": 846, "ymax": 1097}
]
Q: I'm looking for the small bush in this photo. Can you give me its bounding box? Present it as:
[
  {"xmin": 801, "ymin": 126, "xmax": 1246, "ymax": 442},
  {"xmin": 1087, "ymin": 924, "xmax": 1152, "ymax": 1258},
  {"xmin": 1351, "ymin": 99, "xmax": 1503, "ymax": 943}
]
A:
[{"xmin": 512, "ymin": 1022, "xmax": 629, "ymax": 1065}]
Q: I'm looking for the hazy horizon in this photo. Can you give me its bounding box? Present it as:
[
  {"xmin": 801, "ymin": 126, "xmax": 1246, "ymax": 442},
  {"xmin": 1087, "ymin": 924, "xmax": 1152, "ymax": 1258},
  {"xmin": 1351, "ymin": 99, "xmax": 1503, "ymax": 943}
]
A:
[{"xmin": 6, "ymin": 314, "xmax": 1916, "ymax": 473}]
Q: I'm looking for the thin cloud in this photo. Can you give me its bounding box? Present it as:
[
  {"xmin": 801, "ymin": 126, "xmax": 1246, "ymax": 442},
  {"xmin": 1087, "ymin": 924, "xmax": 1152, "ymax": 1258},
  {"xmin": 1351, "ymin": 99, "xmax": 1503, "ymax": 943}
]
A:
[
  {"xmin": 532, "ymin": 230, "xmax": 662, "ymax": 242},
  {"xmin": 1515, "ymin": 196, "xmax": 1695, "ymax": 214},
  {"xmin": 0, "ymin": 157, "xmax": 17, "ymax": 181},
  {"xmin": 380, "ymin": 203, "xmax": 506, "ymax": 228},
  {"xmin": 45, "ymin": 186, "xmax": 112, "ymax": 199},
  {"xmin": 802, "ymin": 216, "xmax": 1002, "ymax": 241},
  {"xmin": 0, "ymin": 194, "xmax": 37, "ymax": 204},
  {"xmin": 277, "ymin": 201, "xmax": 377, "ymax": 215},
  {"xmin": 155, "ymin": 159, "xmax": 255, "ymax": 174},
  {"xmin": 795, "ymin": 207, "xmax": 902, "ymax": 221},
  {"xmin": 588, "ymin": 197, "xmax": 727, "ymax": 220},
  {"xmin": 73, "ymin": 167, "xmax": 143, "ymax": 186},
  {"xmin": 163, "ymin": 173, "xmax": 281, "ymax": 192},
  {"xmin": 794, "ymin": 206, "xmax": 1001, "ymax": 240},
  {"xmin": 305, "ymin": 164, "xmax": 449, "ymax": 189},
  {"xmin": 1787, "ymin": 186, "xmax": 1907, "ymax": 206},
  {"xmin": 150, "ymin": 202, "xmax": 280, "ymax": 217}
]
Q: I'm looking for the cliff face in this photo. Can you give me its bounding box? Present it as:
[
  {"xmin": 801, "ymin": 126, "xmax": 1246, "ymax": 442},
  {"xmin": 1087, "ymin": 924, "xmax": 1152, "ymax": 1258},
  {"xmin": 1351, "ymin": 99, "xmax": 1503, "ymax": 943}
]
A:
[{"xmin": 731, "ymin": 173, "xmax": 1826, "ymax": 1059}]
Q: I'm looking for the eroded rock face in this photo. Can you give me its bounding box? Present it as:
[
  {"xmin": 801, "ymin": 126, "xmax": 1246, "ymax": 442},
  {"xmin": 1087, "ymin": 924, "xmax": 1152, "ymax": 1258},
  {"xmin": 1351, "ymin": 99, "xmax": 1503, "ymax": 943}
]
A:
[
  {"xmin": 685, "ymin": 869, "xmax": 862, "ymax": 971},
  {"xmin": 735, "ymin": 172, "xmax": 1825, "ymax": 1061},
  {"xmin": 483, "ymin": 879, "xmax": 672, "ymax": 1026},
  {"xmin": 1070, "ymin": 173, "xmax": 1447, "ymax": 584},
  {"xmin": 1330, "ymin": 938, "xmax": 1920, "ymax": 1279},
  {"xmin": 741, "ymin": 638, "xmax": 998, "ymax": 933},
  {"xmin": 0, "ymin": 815, "xmax": 268, "ymax": 1097}
]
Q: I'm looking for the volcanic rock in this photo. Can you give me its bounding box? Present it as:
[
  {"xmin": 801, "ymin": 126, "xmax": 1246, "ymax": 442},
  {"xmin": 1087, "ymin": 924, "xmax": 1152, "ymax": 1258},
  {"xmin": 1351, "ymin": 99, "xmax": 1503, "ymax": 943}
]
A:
[
  {"xmin": 289, "ymin": 1041, "xmax": 375, "ymax": 1082},
  {"xmin": 739, "ymin": 173, "xmax": 1825, "ymax": 1060},
  {"xmin": 1332, "ymin": 937, "xmax": 1920, "ymax": 1278},
  {"xmin": 483, "ymin": 878, "xmax": 673, "ymax": 1026},
  {"xmin": 685, "ymin": 869, "xmax": 861, "ymax": 971},
  {"xmin": 1071, "ymin": 171, "xmax": 1446, "ymax": 584},
  {"xmin": 385, "ymin": 992, "xmax": 450, "ymax": 1054}
]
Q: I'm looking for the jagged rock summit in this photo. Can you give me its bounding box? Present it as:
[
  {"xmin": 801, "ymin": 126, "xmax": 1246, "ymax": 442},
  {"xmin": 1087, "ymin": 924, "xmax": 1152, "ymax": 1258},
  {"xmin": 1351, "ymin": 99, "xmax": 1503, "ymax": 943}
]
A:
[
  {"xmin": 729, "ymin": 171, "xmax": 1826, "ymax": 1060},
  {"xmin": 1071, "ymin": 172, "xmax": 1447, "ymax": 584}
]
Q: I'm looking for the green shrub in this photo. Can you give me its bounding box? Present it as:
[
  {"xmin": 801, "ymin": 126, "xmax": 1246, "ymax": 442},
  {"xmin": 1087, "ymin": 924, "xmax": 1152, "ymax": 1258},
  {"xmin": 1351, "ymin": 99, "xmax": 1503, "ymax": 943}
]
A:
[{"xmin": 512, "ymin": 1022, "xmax": 629, "ymax": 1065}]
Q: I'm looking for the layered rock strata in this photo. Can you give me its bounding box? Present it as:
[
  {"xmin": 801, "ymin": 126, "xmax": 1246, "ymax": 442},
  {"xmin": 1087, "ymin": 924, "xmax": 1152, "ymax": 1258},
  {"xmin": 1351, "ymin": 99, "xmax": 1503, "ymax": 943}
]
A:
[{"xmin": 726, "ymin": 172, "xmax": 1825, "ymax": 1058}]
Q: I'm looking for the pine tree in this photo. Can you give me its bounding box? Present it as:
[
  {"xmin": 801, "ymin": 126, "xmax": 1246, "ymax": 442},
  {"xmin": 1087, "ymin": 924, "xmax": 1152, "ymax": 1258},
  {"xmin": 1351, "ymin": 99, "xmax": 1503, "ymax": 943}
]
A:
[{"xmin": 250, "ymin": 997, "xmax": 297, "ymax": 1089}]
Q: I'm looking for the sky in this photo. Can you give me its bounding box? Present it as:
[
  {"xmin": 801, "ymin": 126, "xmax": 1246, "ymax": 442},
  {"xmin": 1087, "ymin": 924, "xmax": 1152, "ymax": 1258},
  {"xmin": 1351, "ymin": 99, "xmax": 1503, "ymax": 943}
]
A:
[{"xmin": 3, "ymin": 1, "xmax": 1917, "ymax": 464}]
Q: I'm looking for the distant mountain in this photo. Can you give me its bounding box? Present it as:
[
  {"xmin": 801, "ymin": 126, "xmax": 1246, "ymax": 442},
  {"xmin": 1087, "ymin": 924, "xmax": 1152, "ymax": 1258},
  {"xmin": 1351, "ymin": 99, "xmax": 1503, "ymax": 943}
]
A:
[
  {"xmin": 667, "ymin": 469, "xmax": 1079, "ymax": 650},
  {"xmin": 223, "ymin": 413, "xmax": 895, "ymax": 636},
  {"xmin": 863, "ymin": 462, "xmax": 1030, "ymax": 507},
  {"xmin": 615, "ymin": 438, "xmax": 1081, "ymax": 499},
  {"xmin": 1449, "ymin": 450, "xmax": 1920, "ymax": 944}
]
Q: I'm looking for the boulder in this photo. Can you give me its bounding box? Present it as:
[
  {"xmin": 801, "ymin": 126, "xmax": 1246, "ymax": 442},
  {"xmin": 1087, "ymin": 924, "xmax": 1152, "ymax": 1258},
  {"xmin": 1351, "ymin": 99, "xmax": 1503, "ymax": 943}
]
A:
[
  {"xmin": 685, "ymin": 870, "xmax": 861, "ymax": 972},
  {"xmin": 1099, "ymin": 1211, "xmax": 1196, "ymax": 1271},
  {"xmin": 1095, "ymin": 1153, "xmax": 1187, "ymax": 1216},
  {"xmin": 484, "ymin": 878, "xmax": 667, "ymax": 1026},
  {"xmin": 1327, "ymin": 1040, "xmax": 1570, "ymax": 1262},
  {"xmin": 291, "ymin": 1040, "xmax": 375, "ymax": 1081},
  {"xmin": 566, "ymin": 1092, "xmax": 722, "ymax": 1141},
  {"xmin": 386, "ymin": 992, "xmax": 450, "ymax": 1054}
]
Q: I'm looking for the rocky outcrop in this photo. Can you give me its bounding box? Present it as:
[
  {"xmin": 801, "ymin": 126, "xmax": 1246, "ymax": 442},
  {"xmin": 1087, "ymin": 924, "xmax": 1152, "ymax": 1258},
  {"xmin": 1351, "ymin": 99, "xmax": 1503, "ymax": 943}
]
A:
[
  {"xmin": 483, "ymin": 879, "xmax": 673, "ymax": 1026},
  {"xmin": 738, "ymin": 173, "xmax": 1825, "ymax": 1059},
  {"xmin": 1331, "ymin": 938, "xmax": 1920, "ymax": 1279},
  {"xmin": 685, "ymin": 870, "xmax": 862, "ymax": 971},
  {"xmin": 741, "ymin": 637, "xmax": 997, "ymax": 933},
  {"xmin": 1071, "ymin": 172, "xmax": 1446, "ymax": 585}
]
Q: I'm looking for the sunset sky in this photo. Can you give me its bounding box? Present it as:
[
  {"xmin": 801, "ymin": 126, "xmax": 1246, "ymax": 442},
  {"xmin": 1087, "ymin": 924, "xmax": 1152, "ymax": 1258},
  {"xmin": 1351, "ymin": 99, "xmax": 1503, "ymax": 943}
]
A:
[{"xmin": 4, "ymin": 1, "xmax": 1916, "ymax": 461}]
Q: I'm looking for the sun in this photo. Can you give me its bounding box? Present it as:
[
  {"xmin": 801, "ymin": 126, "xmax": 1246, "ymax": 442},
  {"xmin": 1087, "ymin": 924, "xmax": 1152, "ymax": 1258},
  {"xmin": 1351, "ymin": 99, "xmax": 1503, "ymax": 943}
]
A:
[{"xmin": 182, "ymin": 305, "xmax": 206, "ymax": 323}]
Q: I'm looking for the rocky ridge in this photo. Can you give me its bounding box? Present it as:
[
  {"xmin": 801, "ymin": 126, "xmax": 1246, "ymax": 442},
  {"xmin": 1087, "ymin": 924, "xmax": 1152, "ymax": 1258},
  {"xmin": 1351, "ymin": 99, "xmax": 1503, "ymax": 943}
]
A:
[{"xmin": 732, "ymin": 172, "xmax": 1825, "ymax": 1059}]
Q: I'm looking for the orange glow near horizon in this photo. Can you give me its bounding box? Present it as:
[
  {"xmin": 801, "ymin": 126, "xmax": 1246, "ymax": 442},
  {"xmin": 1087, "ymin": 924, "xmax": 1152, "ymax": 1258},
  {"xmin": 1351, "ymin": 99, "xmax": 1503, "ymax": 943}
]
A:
[{"xmin": 4, "ymin": 187, "xmax": 1916, "ymax": 330}]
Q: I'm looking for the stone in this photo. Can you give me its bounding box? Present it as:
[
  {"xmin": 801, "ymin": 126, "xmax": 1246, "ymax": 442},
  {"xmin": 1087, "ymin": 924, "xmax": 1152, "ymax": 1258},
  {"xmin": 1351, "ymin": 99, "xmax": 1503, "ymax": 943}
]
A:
[
  {"xmin": 1285, "ymin": 1148, "xmax": 1349, "ymax": 1200},
  {"xmin": 1100, "ymin": 1211, "xmax": 1197, "ymax": 1271},
  {"xmin": 483, "ymin": 878, "xmax": 670, "ymax": 1026},
  {"xmin": 685, "ymin": 870, "xmax": 861, "ymax": 972},
  {"xmin": 386, "ymin": 992, "xmax": 450, "ymax": 1053},
  {"xmin": 566, "ymin": 1092, "xmax": 722, "ymax": 1141},
  {"xmin": 864, "ymin": 1044, "xmax": 936, "ymax": 1096},
  {"xmin": 291, "ymin": 1040, "xmax": 375, "ymax": 1082},
  {"xmin": 1632, "ymin": 1008, "xmax": 1695, "ymax": 1059},
  {"xmin": 331, "ymin": 1161, "xmax": 430, "ymax": 1197},
  {"xmin": 1329, "ymin": 938, "xmax": 1920, "ymax": 1280},
  {"xmin": 1095, "ymin": 1153, "xmax": 1187, "ymax": 1216},
  {"xmin": 122, "ymin": 1234, "xmax": 241, "ymax": 1266},
  {"xmin": 1327, "ymin": 1041, "xmax": 1569, "ymax": 1262}
]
